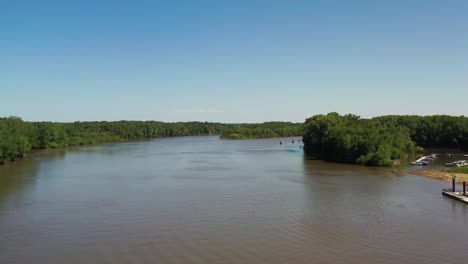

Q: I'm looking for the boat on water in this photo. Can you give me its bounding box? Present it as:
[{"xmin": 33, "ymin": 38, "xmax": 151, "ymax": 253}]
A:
[
  {"xmin": 411, "ymin": 155, "xmax": 435, "ymax": 166},
  {"xmin": 445, "ymin": 160, "xmax": 468, "ymax": 167},
  {"xmin": 411, "ymin": 161, "xmax": 430, "ymax": 166}
]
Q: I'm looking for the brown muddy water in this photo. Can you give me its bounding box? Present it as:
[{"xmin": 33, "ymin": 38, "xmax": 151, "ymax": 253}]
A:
[{"xmin": 0, "ymin": 136, "xmax": 467, "ymax": 264}]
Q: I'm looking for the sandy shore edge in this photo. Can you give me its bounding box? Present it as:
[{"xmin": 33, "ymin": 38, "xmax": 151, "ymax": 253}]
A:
[{"xmin": 406, "ymin": 169, "xmax": 468, "ymax": 184}]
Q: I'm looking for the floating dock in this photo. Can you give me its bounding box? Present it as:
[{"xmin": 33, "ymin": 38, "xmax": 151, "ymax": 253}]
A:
[{"xmin": 442, "ymin": 190, "xmax": 468, "ymax": 204}]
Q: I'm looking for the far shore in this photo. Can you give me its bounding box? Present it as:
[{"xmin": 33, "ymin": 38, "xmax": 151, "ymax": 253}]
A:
[{"xmin": 407, "ymin": 169, "xmax": 468, "ymax": 184}]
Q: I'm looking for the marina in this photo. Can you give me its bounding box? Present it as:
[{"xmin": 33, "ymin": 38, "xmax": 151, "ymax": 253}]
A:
[{"xmin": 410, "ymin": 153, "xmax": 468, "ymax": 168}]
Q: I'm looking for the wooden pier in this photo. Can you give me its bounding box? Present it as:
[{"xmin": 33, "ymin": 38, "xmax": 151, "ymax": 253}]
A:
[
  {"xmin": 442, "ymin": 191, "xmax": 468, "ymax": 204},
  {"xmin": 442, "ymin": 178, "xmax": 468, "ymax": 204}
]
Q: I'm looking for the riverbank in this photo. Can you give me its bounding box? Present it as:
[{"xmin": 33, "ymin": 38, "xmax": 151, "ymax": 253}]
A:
[
  {"xmin": 220, "ymin": 135, "xmax": 302, "ymax": 140},
  {"xmin": 407, "ymin": 169, "xmax": 468, "ymax": 184},
  {"xmin": 0, "ymin": 136, "xmax": 216, "ymax": 166},
  {"xmin": 0, "ymin": 116, "xmax": 303, "ymax": 164}
]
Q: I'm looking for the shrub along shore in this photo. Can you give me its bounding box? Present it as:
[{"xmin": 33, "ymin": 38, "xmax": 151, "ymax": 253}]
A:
[{"xmin": 302, "ymin": 113, "xmax": 468, "ymax": 167}]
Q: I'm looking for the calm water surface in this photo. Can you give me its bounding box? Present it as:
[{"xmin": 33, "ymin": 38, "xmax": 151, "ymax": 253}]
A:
[{"xmin": 1, "ymin": 136, "xmax": 467, "ymax": 264}]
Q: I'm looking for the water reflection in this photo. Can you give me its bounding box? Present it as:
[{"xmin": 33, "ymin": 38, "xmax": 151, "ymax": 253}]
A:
[
  {"xmin": 0, "ymin": 149, "xmax": 68, "ymax": 211},
  {"xmin": 301, "ymin": 158, "xmax": 468, "ymax": 262},
  {"xmin": 0, "ymin": 159, "xmax": 39, "ymax": 211}
]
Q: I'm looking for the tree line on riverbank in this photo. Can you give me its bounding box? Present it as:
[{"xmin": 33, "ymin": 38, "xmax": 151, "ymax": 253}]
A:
[
  {"xmin": 302, "ymin": 113, "xmax": 468, "ymax": 166},
  {"xmin": 2, "ymin": 114, "xmax": 468, "ymax": 166},
  {"xmin": 219, "ymin": 122, "xmax": 303, "ymax": 139},
  {"xmin": 0, "ymin": 117, "xmax": 302, "ymax": 163}
]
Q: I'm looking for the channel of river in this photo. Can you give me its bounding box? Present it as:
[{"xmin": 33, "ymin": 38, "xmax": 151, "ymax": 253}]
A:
[{"xmin": 0, "ymin": 136, "xmax": 467, "ymax": 263}]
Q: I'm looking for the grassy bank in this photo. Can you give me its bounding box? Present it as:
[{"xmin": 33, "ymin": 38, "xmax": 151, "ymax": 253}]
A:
[
  {"xmin": 408, "ymin": 169, "xmax": 468, "ymax": 184},
  {"xmin": 448, "ymin": 167, "xmax": 468, "ymax": 174}
]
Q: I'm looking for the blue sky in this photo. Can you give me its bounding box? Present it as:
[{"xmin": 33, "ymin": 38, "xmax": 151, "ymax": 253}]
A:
[{"xmin": 1, "ymin": 0, "xmax": 467, "ymax": 122}]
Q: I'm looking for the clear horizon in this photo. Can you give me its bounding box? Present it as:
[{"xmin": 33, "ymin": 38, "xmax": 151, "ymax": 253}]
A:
[{"xmin": 2, "ymin": 0, "xmax": 467, "ymax": 123}]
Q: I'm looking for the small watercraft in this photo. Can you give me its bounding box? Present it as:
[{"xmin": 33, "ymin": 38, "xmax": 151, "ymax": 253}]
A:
[
  {"xmin": 446, "ymin": 160, "xmax": 468, "ymax": 167},
  {"xmin": 411, "ymin": 161, "xmax": 429, "ymax": 166}
]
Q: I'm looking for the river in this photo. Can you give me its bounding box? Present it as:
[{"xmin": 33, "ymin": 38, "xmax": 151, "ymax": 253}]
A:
[{"xmin": 0, "ymin": 136, "xmax": 467, "ymax": 263}]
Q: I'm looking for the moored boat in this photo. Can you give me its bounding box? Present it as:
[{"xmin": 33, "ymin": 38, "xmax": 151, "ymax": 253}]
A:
[
  {"xmin": 445, "ymin": 160, "xmax": 468, "ymax": 167},
  {"xmin": 411, "ymin": 160, "xmax": 430, "ymax": 166}
]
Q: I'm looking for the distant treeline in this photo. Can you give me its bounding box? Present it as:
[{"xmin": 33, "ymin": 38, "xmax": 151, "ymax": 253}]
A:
[
  {"xmin": 0, "ymin": 117, "xmax": 302, "ymax": 164},
  {"xmin": 372, "ymin": 115, "xmax": 468, "ymax": 148},
  {"xmin": 219, "ymin": 122, "xmax": 303, "ymax": 139},
  {"xmin": 3, "ymin": 114, "xmax": 467, "ymax": 166},
  {"xmin": 303, "ymin": 113, "xmax": 468, "ymax": 167}
]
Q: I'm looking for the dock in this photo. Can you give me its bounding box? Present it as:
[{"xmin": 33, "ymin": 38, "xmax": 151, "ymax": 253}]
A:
[
  {"xmin": 442, "ymin": 190, "xmax": 468, "ymax": 204},
  {"xmin": 442, "ymin": 178, "xmax": 468, "ymax": 204}
]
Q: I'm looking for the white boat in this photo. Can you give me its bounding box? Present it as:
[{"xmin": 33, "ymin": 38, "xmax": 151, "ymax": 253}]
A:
[
  {"xmin": 412, "ymin": 161, "xmax": 429, "ymax": 166},
  {"xmin": 411, "ymin": 155, "xmax": 434, "ymax": 166},
  {"xmin": 446, "ymin": 160, "xmax": 468, "ymax": 167}
]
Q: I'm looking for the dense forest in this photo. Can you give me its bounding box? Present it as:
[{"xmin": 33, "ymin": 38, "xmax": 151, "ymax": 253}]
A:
[
  {"xmin": 373, "ymin": 115, "xmax": 468, "ymax": 148},
  {"xmin": 303, "ymin": 113, "xmax": 468, "ymax": 166},
  {"xmin": 0, "ymin": 117, "xmax": 301, "ymax": 164}
]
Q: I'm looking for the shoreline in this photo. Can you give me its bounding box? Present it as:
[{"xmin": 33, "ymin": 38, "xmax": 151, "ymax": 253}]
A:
[
  {"xmin": 406, "ymin": 169, "xmax": 468, "ymax": 184},
  {"xmin": 219, "ymin": 136, "xmax": 302, "ymax": 140},
  {"xmin": 1, "ymin": 135, "xmax": 303, "ymax": 166},
  {"xmin": 0, "ymin": 136, "xmax": 197, "ymax": 166}
]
